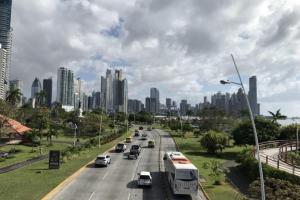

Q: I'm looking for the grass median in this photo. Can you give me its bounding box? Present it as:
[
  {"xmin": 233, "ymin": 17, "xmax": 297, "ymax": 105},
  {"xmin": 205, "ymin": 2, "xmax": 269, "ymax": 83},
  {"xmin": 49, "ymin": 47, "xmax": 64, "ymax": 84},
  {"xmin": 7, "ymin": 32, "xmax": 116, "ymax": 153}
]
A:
[
  {"xmin": 162, "ymin": 128, "xmax": 248, "ymax": 200},
  {"xmin": 0, "ymin": 130, "xmax": 131, "ymax": 200}
]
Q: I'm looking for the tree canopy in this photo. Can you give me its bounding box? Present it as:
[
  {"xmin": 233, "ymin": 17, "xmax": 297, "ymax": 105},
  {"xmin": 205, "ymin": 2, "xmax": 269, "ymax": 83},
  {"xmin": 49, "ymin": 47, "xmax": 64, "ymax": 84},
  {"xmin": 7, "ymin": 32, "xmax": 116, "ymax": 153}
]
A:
[{"xmin": 200, "ymin": 130, "xmax": 229, "ymax": 154}]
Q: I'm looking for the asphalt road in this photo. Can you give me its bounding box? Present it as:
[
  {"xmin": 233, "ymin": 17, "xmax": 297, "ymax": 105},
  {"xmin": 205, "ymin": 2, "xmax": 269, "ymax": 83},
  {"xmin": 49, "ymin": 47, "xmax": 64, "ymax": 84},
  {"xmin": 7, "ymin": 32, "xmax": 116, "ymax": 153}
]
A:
[{"xmin": 52, "ymin": 129, "xmax": 204, "ymax": 200}]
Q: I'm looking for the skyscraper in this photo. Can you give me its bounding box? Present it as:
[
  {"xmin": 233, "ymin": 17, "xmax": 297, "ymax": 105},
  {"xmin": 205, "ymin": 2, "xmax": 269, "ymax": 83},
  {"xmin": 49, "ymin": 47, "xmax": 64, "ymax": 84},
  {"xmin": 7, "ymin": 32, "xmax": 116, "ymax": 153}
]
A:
[
  {"xmin": 119, "ymin": 78, "xmax": 128, "ymax": 113},
  {"xmin": 43, "ymin": 78, "xmax": 52, "ymax": 108},
  {"xmin": 31, "ymin": 77, "xmax": 42, "ymax": 99},
  {"xmin": 0, "ymin": 0, "xmax": 12, "ymax": 95},
  {"xmin": 166, "ymin": 98, "xmax": 171, "ymax": 110},
  {"xmin": 249, "ymin": 76, "xmax": 259, "ymax": 116},
  {"xmin": 180, "ymin": 100, "xmax": 188, "ymax": 116},
  {"xmin": 150, "ymin": 88, "xmax": 160, "ymax": 114},
  {"xmin": 0, "ymin": 47, "xmax": 7, "ymax": 99},
  {"xmin": 57, "ymin": 67, "xmax": 74, "ymax": 106}
]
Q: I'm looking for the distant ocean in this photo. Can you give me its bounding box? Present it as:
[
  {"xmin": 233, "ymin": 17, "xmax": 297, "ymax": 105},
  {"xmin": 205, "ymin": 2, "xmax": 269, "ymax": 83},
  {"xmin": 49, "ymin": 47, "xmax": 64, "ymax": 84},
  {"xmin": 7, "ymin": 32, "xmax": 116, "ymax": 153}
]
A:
[{"xmin": 277, "ymin": 119, "xmax": 300, "ymax": 126}]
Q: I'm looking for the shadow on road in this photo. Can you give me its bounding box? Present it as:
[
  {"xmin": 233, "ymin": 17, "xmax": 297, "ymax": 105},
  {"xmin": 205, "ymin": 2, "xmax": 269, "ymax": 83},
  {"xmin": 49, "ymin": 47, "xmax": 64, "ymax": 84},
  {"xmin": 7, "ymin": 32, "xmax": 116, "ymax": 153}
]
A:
[{"xmin": 127, "ymin": 180, "xmax": 138, "ymax": 189}]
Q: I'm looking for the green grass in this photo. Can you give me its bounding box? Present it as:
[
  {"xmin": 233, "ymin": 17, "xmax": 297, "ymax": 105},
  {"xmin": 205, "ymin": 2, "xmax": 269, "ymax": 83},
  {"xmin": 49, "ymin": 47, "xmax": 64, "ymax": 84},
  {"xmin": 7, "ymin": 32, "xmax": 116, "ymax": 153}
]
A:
[
  {"xmin": 164, "ymin": 128, "xmax": 247, "ymax": 200},
  {"xmin": 0, "ymin": 130, "xmax": 131, "ymax": 200},
  {"xmin": 0, "ymin": 143, "xmax": 69, "ymax": 168}
]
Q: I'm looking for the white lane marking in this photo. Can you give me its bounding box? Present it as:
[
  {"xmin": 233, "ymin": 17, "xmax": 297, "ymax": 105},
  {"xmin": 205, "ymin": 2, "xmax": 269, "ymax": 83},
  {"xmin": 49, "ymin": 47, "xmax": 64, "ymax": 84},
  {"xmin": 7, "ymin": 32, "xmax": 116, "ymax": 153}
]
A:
[
  {"xmin": 127, "ymin": 192, "xmax": 131, "ymax": 200},
  {"xmin": 102, "ymin": 171, "xmax": 109, "ymax": 180},
  {"xmin": 88, "ymin": 192, "xmax": 95, "ymax": 200}
]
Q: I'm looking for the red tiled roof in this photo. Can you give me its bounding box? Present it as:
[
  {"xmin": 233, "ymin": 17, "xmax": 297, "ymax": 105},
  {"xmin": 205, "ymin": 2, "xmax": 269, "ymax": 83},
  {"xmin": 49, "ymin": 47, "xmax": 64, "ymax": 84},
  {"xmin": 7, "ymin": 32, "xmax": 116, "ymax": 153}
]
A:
[{"xmin": 0, "ymin": 114, "xmax": 31, "ymax": 135}]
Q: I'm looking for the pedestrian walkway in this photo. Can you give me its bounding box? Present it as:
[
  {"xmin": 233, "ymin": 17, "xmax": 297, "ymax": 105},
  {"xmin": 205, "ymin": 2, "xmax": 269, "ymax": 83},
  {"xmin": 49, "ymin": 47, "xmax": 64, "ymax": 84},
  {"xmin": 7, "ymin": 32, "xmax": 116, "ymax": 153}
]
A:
[{"xmin": 259, "ymin": 147, "xmax": 300, "ymax": 177}]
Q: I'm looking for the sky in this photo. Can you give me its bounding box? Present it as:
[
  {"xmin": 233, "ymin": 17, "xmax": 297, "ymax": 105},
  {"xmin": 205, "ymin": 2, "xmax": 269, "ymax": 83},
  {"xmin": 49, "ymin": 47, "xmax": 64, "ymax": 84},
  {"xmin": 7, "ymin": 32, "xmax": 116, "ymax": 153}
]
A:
[{"xmin": 9, "ymin": 0, "xmax": 300, "ymax": 117}]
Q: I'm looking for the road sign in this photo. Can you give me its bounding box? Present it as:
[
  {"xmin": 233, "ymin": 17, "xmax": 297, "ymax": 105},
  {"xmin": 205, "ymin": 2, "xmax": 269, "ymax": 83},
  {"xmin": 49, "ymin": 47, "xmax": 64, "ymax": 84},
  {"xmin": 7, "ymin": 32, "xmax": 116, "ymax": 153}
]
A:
[{"xmin": 49, "ymin": 150, "xmax": 60, "ymax": 169}]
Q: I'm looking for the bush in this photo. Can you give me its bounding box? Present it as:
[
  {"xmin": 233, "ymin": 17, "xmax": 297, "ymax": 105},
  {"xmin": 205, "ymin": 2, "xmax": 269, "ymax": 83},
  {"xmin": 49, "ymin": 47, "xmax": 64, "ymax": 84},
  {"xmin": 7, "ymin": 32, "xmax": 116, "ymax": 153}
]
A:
[
  {"xmin": 249, "ymin": 177, "xmax": 300, "ymax": 200},
  {"xmin": 200, "ymin": 130, "xmax": 229, "ymax": 154},
  {"xmin": 232, "ymin": 117, "xmax": 280, "ymax": 145}
]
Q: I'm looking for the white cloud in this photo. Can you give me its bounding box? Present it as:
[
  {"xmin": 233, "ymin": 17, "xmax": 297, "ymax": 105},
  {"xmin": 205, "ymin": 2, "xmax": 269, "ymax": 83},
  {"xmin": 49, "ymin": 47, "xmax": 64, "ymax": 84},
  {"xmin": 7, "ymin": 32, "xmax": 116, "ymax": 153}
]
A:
[{"xmin": 9, "ymin": 0, "xmax": 300, "ymax": 116}]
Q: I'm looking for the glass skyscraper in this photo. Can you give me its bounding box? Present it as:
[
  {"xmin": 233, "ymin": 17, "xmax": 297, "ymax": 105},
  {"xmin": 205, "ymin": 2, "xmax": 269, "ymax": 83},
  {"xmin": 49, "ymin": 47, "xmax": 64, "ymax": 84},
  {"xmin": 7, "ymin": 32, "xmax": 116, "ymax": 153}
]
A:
[{"xmin": 0, "ymin": 0, "xmax": 12, "ymax": 96}]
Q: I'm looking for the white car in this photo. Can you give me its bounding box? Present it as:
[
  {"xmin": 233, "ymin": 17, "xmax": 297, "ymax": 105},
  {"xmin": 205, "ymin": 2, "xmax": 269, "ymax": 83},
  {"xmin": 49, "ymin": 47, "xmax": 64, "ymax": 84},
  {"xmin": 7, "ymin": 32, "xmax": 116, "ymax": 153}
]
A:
[
  {"xmin": 95, "ymin": 154, "xmax": 111, "ymax": 167},
  {"xmin": 137, "ymin": 171, "xmax": 152, "ymax": 187}
]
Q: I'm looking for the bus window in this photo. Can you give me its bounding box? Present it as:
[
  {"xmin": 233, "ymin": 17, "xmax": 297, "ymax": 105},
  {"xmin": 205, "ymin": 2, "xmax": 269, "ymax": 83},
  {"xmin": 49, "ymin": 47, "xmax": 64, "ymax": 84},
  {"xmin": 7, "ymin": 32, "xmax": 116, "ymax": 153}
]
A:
[{"xmin": 175, "ymin": 170, "xmax": 198, "ymax": 181}]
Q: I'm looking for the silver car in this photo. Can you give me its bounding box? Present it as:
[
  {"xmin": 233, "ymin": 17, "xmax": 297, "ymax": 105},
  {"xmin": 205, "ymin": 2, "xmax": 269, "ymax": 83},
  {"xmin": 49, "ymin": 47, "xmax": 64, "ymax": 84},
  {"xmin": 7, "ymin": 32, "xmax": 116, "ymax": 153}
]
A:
[
  {"xmin": 95, "ymin": 154, "xmax": 111, "ymax": 167},
  {"xmin": 137, "ymin": 171, "xmax": 152, "ymax": 187}
]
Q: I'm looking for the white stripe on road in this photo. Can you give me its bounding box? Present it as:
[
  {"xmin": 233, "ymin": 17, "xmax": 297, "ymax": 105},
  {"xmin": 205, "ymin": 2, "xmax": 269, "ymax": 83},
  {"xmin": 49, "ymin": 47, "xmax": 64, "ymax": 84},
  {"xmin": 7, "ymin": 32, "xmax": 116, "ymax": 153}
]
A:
[
  {"xmin": 88, "ymin": 192, "xmax": 95, "ymax": 200},
  {"xmin": 102, "ymin": 171, "xmax": 109, "ymax": 180}
]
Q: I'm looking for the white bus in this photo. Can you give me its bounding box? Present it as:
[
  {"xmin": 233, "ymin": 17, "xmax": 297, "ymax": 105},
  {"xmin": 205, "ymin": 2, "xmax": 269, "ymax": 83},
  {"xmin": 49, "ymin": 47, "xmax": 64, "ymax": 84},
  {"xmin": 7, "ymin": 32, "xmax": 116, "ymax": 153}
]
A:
[{"xmin": 163, "ymin": 151, "xmax": 199, "ymax": 195}]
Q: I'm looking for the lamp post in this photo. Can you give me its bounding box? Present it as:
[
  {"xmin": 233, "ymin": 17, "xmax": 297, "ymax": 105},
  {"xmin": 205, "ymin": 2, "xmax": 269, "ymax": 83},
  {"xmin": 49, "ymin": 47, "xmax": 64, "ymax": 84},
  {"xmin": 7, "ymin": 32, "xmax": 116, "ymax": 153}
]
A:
[
  {"xmin": 99, "ymin": 109, "xmax": 103, "ymax": 149},
  {"xmin": 72, "ymin": 123, "xmax": 77, "ymax": 147},
  {"xmin": 292, "ymin": 119, "xmax": 299, "ymax": 152},
  {"xmin": 176, "ymin": 108, "xmax": 183, "ymax": 137},
  {"xmin": 220, "ymin": 54, "xmax": 265, "ymax": 200}
]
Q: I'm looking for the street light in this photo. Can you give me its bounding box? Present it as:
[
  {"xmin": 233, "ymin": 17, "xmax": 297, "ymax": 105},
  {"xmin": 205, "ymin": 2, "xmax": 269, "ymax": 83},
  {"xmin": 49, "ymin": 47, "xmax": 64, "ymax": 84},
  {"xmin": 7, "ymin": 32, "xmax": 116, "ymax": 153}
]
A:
[
  {"xmin": 69, "ymin": 122, "xmax": 77, "ymax": 147},
  {"xmin": 292, "ymin": 119, "xmax": 299, "ymax": 152},
  {"xmin": 220, "ymin": 54, "xmax": 266, "ymax": 200}
]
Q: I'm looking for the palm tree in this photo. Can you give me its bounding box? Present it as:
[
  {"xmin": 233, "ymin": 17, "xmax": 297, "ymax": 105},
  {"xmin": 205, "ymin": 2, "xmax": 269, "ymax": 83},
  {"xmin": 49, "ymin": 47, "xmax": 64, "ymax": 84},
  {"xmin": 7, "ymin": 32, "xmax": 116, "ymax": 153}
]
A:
[
  {"xmin": 268, "ymin": 109, "xmax": 287, "ymax": 123},
  {"xmin": 36, "ymin": 90, "xmax": 47, "ymax": 107},
  {"xmin": 6, "ymin": 88, "xmax": 22, "ymax": 106}
]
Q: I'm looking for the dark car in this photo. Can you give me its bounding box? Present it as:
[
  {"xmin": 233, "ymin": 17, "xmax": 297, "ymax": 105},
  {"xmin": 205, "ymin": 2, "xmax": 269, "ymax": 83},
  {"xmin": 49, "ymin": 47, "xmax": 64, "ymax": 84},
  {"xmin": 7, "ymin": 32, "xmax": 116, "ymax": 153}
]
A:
[
  {"xmin": 115, "ymin": 143, "xmax": 127, "ymax": 152},
  {"xmin": 0, "ymin": 151, "xmax": 8, "ymax": 158},
  {"xmin": 130, "ymin": 145, "xmax": 141, "ymax": 155},
  {"xmin": 128, "ymin": 151, "xmax": 138, "ymax": 159},
  {"xmin": 139, "ymin": 126, "xmax": 143, "ymax": 130},
  {"xmin": 134, "ymin": 130, "xmax": 140, "ymax": 136}
]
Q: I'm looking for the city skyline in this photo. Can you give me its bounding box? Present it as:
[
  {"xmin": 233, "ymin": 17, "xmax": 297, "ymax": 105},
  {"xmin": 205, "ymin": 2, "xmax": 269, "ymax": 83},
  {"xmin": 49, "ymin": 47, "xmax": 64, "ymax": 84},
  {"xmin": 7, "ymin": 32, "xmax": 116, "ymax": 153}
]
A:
[{"xmin": 7, "ymin": 1, "xmax": 300, "ymax": 116}]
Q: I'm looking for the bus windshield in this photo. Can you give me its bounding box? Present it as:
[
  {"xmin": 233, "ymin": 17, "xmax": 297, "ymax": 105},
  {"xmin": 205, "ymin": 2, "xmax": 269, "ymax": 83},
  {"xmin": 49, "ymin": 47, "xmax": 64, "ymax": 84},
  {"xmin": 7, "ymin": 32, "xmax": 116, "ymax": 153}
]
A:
[{"xmin": 175, "ymin": 169, "xmax": 198, "ymax": 181}]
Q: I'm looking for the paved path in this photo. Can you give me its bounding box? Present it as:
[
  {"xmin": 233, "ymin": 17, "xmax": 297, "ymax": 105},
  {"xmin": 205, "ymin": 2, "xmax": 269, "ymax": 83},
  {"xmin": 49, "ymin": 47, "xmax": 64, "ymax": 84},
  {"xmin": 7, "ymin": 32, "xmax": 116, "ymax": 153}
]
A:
[
  {"xmin": 51, "ymin": 129, "xmax": 205, "ymax": 200},
  {"xmin": 259, "ymin": 147, "xmax": 300, "ymax": 176},
  {"xmin": 0, "ymin": 154, "xmax": 48, "ymax": 174}
]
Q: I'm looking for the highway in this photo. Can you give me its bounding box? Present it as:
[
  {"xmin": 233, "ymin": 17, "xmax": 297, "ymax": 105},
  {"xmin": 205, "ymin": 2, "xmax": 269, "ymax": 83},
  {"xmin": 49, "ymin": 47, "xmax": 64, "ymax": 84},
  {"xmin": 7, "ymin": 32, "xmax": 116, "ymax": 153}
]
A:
[{"xmin": 52, "ymin": 129, "xmax": 204, "ymax": 200}]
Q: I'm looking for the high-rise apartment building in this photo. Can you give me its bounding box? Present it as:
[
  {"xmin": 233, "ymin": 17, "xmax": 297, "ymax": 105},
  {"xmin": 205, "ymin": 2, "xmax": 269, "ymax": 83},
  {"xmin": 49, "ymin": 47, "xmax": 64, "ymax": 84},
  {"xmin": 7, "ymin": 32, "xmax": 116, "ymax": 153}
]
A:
[
  {"xmin": 0, "ymin": 0, "xmax": 12, "ymax": 96},
  {"xmin": 31, "ymin": 77, "xmax": 42, "ymax": 99},
  {"xmin": 101, "ymin": 69, "xmax": 128, "ymax": 113},
  {"xmin": 57, "ymin": 67, "xmax": 74, "ymax": 106},
  {"xmin": 0, "ymin": 47, "xmax": 6, "ymax": 99},
  {"xmin": 180, "ymin": 100, "xmax": 188, "ymax": 116},
  {"xmin": 43, "ymin": 78, "xmax": 52, "ymax": 108},
  {"xmin": 128, "ymin": 99, "xmax": 142, "ymax": 113},
  {"xmin": 150, "ymin": 88, "xmax": 160, "ymax": 114},
  {"xmin": 249, "ymin": 76, "xmax": 259, "ymax": 116}
]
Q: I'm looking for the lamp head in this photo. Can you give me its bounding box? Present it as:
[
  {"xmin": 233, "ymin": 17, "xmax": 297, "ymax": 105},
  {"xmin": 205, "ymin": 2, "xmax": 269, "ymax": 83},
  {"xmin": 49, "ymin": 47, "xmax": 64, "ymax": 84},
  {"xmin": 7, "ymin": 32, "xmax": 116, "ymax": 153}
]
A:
[{"xmin": 220, "ymin": 80, "xmax": 230, "ymax": 85}]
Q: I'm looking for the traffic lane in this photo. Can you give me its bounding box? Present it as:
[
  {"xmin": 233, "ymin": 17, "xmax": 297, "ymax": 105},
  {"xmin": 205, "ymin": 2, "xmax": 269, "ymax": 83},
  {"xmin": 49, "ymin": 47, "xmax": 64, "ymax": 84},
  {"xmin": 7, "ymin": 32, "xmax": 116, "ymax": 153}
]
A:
[
  {"xmin": 157, "ymin": 129, "xmax": 201, "ymax": 200},
  {"xmin": 128, "ymin": 130, "xmax": 165, "ymax": 200},
  {"xmin": 52, "ymin": 136, "xmax": 145, "ymax": 200}
]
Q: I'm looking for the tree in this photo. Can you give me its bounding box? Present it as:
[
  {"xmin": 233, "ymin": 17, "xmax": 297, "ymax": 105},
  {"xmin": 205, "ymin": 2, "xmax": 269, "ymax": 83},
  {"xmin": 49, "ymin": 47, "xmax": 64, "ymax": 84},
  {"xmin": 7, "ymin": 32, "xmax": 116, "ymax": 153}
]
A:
[
  {"xmin": 279, "ymin": 124, "xmax": 300, "ymax": 140},
  {"xmin": 6, "ymin": 88, "xmax": 22, "ymax": 106},
  {"xmin": 30, "ymin": 108, "xmax": 50, "ymax": 154},
  {"xmin": 200, "ymin": 130, "xmax": 229, "ymax": 154},
  {"xmin": 47, "ymin": 123, "xmax": 59, "ymax": 145},
  {"xmin": 232, "ymin": 116, "xmax": 280, "ymax": 145},
  {"xmin": 268, "ymin": 109, "xmax": 287, "ymax": 123},
  {"xmin": 36, "ymin": 90, "xmax": 47, "ymax": 107}
]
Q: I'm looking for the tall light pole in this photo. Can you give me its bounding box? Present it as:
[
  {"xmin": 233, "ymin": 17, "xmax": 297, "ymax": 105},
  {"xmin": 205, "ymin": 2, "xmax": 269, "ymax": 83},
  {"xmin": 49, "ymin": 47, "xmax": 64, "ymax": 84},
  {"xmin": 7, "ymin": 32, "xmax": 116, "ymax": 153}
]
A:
[
  {"xmin": 98, "ymin": 109, "xmax": 103, "ymax": 149},
  {"xmin": 292, "ymin": 119, "xmax": 299, "ymax": 152},
  {"xmin": 71, "ymin": 123, "xmax": 77, "ymax": 147},
  {"xmin": 220, "ymin": 54, "xmax": 265, "ymax": 200}
]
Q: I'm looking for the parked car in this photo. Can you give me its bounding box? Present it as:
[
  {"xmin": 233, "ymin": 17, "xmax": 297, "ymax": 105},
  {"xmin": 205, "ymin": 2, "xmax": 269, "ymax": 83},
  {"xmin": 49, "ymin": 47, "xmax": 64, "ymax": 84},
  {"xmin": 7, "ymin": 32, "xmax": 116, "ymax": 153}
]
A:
[
  {"xmin": 128, "ymin": 151, "xmax": 138, "ymax": 159},
  {"xmin": 115, "ymin": 143, "xmax": 127, "ymax": 152},
  {"xmin": 95, "ymin": 154, "xmax": 111, "ymax": 167},
  {"xmin": 126, "ymin": 137, "xmax": 132, "ymax": 143},
  {"xmin": 137, "ymin": 171, "xmax": 152, "ymax": 187},
  {"xmin": 130, "ymin": 144, "xmax": 141, "ymax": 155},
  {"xmin": 148, "ymin": 140, "xmax": 155, "ymax": 148},
  {"xmin": 141, "ymin": 132, "xmax": 147, "ymax": 140},
  {"xmin": 0, "ymin": 151, "xmax": 8, "ymax": 158},
  {"xmin": 139, "ymin": 126, "xmax": 144, "ymax": 130},
  {"xmin": 134, "ymin": 130, "xmax": 140, "ymax": 137}
]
